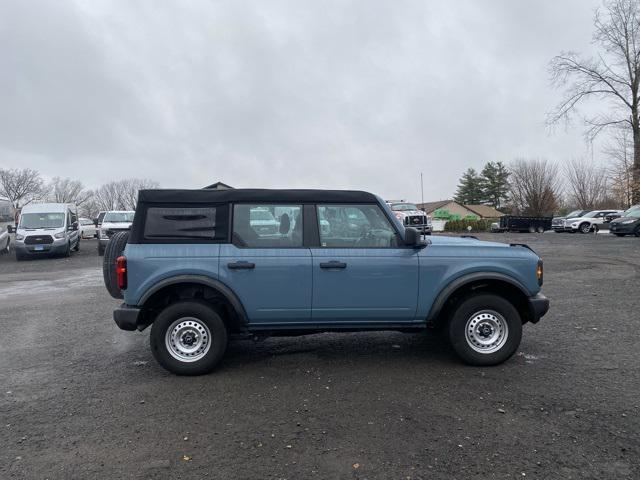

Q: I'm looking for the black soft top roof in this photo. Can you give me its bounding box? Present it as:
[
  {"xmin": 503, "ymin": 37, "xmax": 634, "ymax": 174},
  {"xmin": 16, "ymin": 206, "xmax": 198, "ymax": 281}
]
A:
[{"xmin": 137, "ymin": 189, "xmax": 379, "ymax": 204}]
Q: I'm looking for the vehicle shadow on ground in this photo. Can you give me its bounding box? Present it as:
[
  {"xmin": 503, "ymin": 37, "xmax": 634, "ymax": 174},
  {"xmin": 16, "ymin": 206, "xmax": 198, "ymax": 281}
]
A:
[{"xmin": 218, "ymin": 330, "xmax": 457, "ymax": 371}]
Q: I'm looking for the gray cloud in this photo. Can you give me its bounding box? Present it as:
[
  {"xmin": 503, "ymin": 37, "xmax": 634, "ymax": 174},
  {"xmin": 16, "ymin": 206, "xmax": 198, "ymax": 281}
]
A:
[{"xmin": 0, "ymin": 0, "xmax": 603, "ymax": 201}]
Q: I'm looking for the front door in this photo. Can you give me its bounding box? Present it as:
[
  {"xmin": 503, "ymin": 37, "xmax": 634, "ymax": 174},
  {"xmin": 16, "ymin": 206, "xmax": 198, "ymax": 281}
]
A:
[
  {"xmin": 218, "ymin": 203, "xmax": 312, "ymax": 326},
  {"xmin": 310, "ymin": 204, "xmax": 420, "ymax": 325}
]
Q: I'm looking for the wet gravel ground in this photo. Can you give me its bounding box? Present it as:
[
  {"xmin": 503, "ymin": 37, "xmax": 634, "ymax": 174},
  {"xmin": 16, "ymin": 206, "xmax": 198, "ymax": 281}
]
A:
[{"xmin": 1, "ymin": 234, "xmax": 639, "ymax": 479}]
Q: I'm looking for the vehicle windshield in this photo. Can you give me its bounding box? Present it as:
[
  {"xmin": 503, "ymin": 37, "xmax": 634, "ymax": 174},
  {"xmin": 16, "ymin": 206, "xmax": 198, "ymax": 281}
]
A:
[
  {"xmin": 582, "ymin": 211, "xmax": 599, "ymax": 218},
  {"xmin": 392, "ymin": 204, "xmax": 419, "ymax": 211},
  {"xmin": 104, "ymin": 212, "xmax": 135, "ymax": 223},
  {"xmin": 624, "ymin": 207, "xmax": 640, "ymax": 217},
  {"xmin": 250, "ymin": 209, "xmax": 275, "ymax": 221},
  {"xmin": 19, "ymin": 212, "xmax": 65, "ymax": 229},
  {"xmin": 566, "ymin": 210, "xmax": 583, "ymax": 218}
]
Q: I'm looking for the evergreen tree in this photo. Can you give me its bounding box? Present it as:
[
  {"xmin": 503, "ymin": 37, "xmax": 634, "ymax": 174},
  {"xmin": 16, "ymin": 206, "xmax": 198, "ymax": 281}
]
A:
[
  {"xmin": 454, "ymin": 168, "xmax": 484, "ymax": 204},
  {"xmin": 479, "ymin": 161, "xmax": 510, "ymax": 209}
]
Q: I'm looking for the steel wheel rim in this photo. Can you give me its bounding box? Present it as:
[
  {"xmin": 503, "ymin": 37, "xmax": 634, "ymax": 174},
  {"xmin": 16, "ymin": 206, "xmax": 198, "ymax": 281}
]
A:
[
  {"xmin": 165, "ymin": 317, "xmax": 211, "ymax": 362},
  {"xmin": 465, "ymin": 310, "xmax": 508, "ymax": 354}
]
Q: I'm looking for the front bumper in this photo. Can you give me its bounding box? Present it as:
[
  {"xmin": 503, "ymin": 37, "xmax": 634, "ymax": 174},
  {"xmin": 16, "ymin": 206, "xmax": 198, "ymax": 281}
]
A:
[
  {"xmin": 114, "ymin": 304, "xmax": 143, "ymax": 331},
  {"xmin": 15, "ymin": 241, "xmax": 68, "ymax": 256},
  {"xmin": 527, "ymin": 293, "xmax": 549, "ymax": 323},
  {"xmin": 609, "ymin": 223, "xmax": 636, "ymax": 234}
]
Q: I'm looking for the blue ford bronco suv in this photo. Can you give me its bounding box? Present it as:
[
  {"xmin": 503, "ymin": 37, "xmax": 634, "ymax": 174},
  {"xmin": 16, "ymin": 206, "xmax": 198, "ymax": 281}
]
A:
[{"xmin": 103, "ymin": 189, "xmax": 549, "ymax": 375}]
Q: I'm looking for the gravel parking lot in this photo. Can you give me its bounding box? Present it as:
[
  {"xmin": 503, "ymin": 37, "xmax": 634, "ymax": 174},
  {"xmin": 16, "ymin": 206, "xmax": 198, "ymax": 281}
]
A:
[{"xmin": 1, "ymin": 234, "xmax": 639, "ymax": 479}]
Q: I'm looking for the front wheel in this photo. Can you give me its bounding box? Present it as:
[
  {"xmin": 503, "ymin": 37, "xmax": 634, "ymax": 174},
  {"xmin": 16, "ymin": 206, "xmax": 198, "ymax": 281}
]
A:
[
  {"xmin": 448, "ymin": 293, "xmax": 522, "ymax": 366},
  {"xmin": 150, "ymin": 301, "xmax": 228, "ymax": 375},
  {"xmin": 579, "ymin": 222, "xmax": 591, "ymax": 234}
]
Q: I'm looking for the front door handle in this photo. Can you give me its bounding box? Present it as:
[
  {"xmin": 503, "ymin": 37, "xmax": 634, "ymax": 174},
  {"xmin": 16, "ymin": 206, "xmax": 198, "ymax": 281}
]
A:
[
  {"xmin": 228, "ymin": 261, "xmax": 256, "ymax": 270},
  {"xmin": 320, "ymin": 261, "xmax": 347, "ymax": 269}
]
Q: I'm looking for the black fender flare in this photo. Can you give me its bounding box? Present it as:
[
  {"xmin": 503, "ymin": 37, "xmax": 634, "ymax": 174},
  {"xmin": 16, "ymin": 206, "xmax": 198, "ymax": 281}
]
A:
[
  {"xmin": 426, "ymin": 272, "xmax": 531, "ymax": 322},
  {"xmin": 139, "ymin": 275, "xmax": 249, "ymax": 328}
]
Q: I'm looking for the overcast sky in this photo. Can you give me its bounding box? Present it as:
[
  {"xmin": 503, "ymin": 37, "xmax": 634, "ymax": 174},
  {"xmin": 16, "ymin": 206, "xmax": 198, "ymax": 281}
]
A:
[{"xmin": 0, "ymin": 0, "xmax": 605, "ymax": 201}]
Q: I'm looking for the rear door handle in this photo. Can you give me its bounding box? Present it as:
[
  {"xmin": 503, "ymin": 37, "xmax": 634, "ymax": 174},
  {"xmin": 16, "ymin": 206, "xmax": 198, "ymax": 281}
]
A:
[
  {"xmin": 228, "ymin": 261, "xmax": 256, "ymax": 270},
  {"xmin": 320, "ymin": 261, "xmax": 347, "ymax": 269}
]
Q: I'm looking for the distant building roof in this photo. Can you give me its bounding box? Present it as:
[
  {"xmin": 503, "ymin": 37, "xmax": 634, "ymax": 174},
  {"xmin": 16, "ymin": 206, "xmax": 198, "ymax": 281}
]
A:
[
  {"xmin": 203, "ymin": 182, "xmax": 234, "ymax": 190},
  {"xmin": 465, "ymin": 204, "xmax": 505, "ymax": 218},
  {"xmin": 417, "ymin": 200, "xmax": 455, "ymax": 213}
]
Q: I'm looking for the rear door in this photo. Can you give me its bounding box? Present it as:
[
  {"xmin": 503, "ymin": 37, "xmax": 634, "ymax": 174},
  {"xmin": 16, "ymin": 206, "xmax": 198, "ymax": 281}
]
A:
[
  {"xmin": 219, "ymin": 204, "xmax": 312, "ymax": 326},
  {"xmin": 310, "ymin": 204, "xmax": 420, "ymax": 325}
]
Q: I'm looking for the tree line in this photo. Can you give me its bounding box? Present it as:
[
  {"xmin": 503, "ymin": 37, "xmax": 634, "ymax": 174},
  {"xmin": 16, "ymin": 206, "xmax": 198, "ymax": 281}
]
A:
[
  {"xmin": 0, "ymin": 168, "xmax": 158, "ymax": 218},
  {"xmin": 454, "ymin": 150, "xmax": 633, "ymax": 217}
]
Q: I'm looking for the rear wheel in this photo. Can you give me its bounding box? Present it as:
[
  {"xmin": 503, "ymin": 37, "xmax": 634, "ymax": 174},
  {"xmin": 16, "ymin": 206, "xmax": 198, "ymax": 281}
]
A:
[
  {"xmin": 150, "ymin": 301, "xmax": 228, "ymax": 375},
  {"xmin": 448, "ymin": 293, "xmax": 522, "ymax": 366}
]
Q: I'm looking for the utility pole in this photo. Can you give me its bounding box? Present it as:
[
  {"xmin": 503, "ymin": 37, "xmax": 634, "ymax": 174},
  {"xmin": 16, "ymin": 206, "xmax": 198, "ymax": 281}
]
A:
[{"xmin": 420, "ymin": 172, "xmax": 424, "ymax": 210}]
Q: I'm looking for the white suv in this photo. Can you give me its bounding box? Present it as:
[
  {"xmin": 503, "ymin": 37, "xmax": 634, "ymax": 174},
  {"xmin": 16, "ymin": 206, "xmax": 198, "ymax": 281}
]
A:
[
  {"xmin": 98, "ymin": 211, "xmax": 135, "ymax": 255},
  {"xmin": 564, "ymin": 210, "xmax": 621, "ymax": 233}
]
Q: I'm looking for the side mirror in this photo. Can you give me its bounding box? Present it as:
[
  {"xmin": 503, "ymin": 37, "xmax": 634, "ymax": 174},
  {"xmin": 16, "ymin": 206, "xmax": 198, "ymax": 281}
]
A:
[
  {"xmin": 72, "ymin": 222, "xmax": 79, "ymax": 231},
  {"xmin": 7, "ymin": 225, "xmax": 14, "ymax": 234},
  {"xmin": 405, "ymin": 227, "xmax": 427, "ymax": 248}
]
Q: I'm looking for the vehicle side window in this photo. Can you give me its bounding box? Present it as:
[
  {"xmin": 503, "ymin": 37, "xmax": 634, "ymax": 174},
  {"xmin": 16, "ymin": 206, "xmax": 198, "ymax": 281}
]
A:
[
  {"xmin": 232, "ymin": 204, "xmax": 302, "ymax": 248},
  {"xmin": 144, "ymin": 207, "xmax": 221, "ymax": 240},
  {"xmin": 317, "ymin": 204, "xmax": 399, "ymax": 248}
]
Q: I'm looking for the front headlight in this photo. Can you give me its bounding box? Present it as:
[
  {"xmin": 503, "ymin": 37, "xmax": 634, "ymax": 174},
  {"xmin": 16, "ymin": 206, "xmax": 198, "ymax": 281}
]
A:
[
  {"xmin": 54, "ymin": 232, "xmax": 65, "ymax": 239},
  {"xmin": 15, "ymin": 234, "xmax": 24, "ymax": 241}
]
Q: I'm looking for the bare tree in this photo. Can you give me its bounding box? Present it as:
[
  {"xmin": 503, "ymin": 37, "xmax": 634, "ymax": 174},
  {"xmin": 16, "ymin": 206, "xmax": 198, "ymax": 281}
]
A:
[
  {"xmin": 48, "ymin": 177, "xmax": 92, "ymax": 206},
  {"xmin": 549, "ymin": 0, "xmax": 640, "ymax": 202},
  {"xmin": 604, "ymin": 127, "xmax": 636, "ymax": 207},
  {"xmin": 0, "ymin": 168, "xmax": 47, "ymax": 209},
  {"xmin": 508, "ymin": 158, "xmax": 562, "ymax": 216},
  {"xmin": 563, "ymin": 157, "xmax": 610, "ymax": 209},
  {"xmin": 92, "ymin": 178, "xmax": 159, "ymax": 212}
]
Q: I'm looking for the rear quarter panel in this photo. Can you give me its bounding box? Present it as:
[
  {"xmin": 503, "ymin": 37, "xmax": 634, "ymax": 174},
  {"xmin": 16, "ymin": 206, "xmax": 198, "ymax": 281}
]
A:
[{"xmin": 123, "ymin": 244, "xmax": 221, "ymax": 305}]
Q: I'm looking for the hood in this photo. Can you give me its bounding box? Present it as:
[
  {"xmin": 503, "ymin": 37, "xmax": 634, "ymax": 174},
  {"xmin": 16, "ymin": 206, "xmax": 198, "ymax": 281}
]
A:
[
  {"xmin": 611, "ymin": 215, "xmax": 639, "ymax": 223},
  {"xmin": 427, "ymin": 235, "xmax": 509, "ymax": 248},
  {"xmin": 394, "ymin": 210, "xmax": 426, "ymax": 217},
  {"xmin": 101, "ymin": 221, "xmax": 132, "ymax": 229}
]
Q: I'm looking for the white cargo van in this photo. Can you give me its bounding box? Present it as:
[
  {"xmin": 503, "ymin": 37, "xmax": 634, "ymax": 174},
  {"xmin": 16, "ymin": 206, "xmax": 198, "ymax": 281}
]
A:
[
  {"xmin": 0, "ymin": 199, "xmax": 14, "ymax": 254},
  {"xmin": 14, "ymin": 203, "xmax": 80, "ymax": 260}
]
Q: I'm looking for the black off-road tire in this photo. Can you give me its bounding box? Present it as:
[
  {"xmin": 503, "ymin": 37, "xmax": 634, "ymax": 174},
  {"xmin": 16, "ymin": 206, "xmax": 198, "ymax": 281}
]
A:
[
  {"xmin": 448, "ymin": 293, "xmax": 522, "ymax": 366},
  {"xmin": 150, "ymin": 301, "xmax": 228, "ymax": 376},
  {"xmin": 103, "ymin": 231, "xmax": 129, "ymax": 299}
]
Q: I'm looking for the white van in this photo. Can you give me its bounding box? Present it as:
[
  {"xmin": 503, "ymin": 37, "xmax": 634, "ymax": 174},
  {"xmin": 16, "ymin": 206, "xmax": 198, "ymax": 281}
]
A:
[
  {"xmin": 14, "ymin": 203, "xmax": 80, "ymax": 260},
  {"xmin": 0, "ymin": 199, "xmax": 14, "ymax": 254}
]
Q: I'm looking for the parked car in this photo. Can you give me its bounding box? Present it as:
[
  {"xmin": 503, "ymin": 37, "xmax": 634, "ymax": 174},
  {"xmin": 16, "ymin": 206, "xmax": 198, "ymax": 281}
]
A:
[
  {"xmin": 98, "ymin": 210, "xmax": 135, "ymax": 255},
  {"xmin": 13, "ymin": 203, "xmax": 80, "ymax": 260},
  {"xmin": 551, "ymin": 210, "xmax": 590, "ymax": 232},
  {"xmin": 495, "ymin": 216, "xmax": 552, "ymax": 233},
  {"xmin": 563, "ymin": 210, "xmax": 621, "ymax": 233},
  {"xmin": 388, "ymin": 202, "xmax": 432, "ymax": 234},
  {"xmin": 0, "ymin": 199, "xmax": 14, "ymax": 254},
  {"xmin": 79, "ymin": 217, "xmax": 97, "ymax": 239},
  {"xmin": 102, "ymin": 188, "xmax": 549, "ymax": 375},
  {"xmin": 94, "ymin": 211, "xmax": 107, "ymax": 237},
  {"xmin": 609, "ymin": 205, "xmax": 640, "ymax": 237}
]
